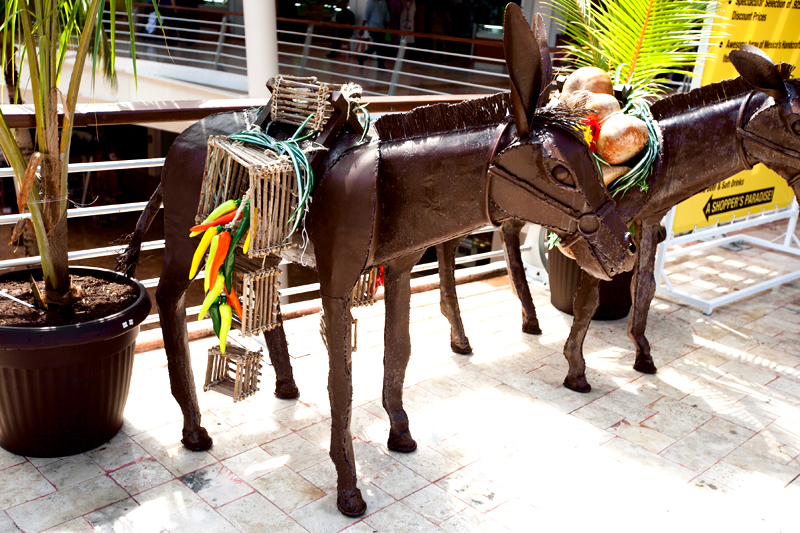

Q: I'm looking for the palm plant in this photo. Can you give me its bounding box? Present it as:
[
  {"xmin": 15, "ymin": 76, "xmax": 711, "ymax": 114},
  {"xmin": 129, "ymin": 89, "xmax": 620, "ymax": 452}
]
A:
[
  {"xmin": 547, "ymin": 0, "xmax": 720, "ymax": 96},
  {"xmin": 0, "ymin": 0, "xmax": 145, "ymax": 304}
]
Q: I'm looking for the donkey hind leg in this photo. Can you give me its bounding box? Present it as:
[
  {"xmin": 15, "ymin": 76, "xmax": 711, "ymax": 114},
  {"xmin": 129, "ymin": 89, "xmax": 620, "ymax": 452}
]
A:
[
  {"xmin": 563, "ymin": 269, "xmax": 600, "ymax": 393},
  {"xmin": 501, "ymin": 219, "xmax": 541, "ymax": 335},
  {"xmin": 627, "ymin": 222, "xmax": 661, "ymax": 375},
  {"xmin": 321, "ymin": 293, "xmax": 365, "ymax": 517},
  {"xmin": 156, "ymin": 281, "xmax": 212, "ymax": 451},
  {"xmin": 262, "ymin": 307, "xmax": 301, "ymax": 399},
  {"xmin": 436, "ymin": 237, "xmax": 472, "ymax": 354},
  {"xmin": 383, "ymin": 251, "xmax": 426, "ymax": 453}
]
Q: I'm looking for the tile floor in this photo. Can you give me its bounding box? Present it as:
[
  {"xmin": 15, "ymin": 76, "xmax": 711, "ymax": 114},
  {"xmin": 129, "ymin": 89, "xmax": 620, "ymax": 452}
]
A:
[{"xmin": 3, "ymin": 233, "xmax": 800, "ymax": 532}]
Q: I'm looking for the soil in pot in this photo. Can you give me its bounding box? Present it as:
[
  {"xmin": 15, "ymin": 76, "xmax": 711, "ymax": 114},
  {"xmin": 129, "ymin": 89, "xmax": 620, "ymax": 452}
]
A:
[{"xmin": 0, "ymin": 275, "xmax": 138, "ymax": 327}]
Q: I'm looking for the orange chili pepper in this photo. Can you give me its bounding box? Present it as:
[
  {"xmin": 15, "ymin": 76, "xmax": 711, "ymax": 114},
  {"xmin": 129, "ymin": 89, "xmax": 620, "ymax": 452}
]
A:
[
  {"xmin": 189, "ymin": 210, "xmax": 239, "ymax": 234},
  {"xmin": 207, "ymin": 231, "xmax": 231, "ymax": 290},
  {"xmin": 227, "ymin": 289, "xmax": 244, "ymax": 322}
]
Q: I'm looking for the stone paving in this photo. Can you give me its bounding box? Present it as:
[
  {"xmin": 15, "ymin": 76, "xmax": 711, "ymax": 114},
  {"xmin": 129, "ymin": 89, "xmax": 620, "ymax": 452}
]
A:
[{"xmin": 2, "ymin": 236, "xmax": 800, "ymax": 532}]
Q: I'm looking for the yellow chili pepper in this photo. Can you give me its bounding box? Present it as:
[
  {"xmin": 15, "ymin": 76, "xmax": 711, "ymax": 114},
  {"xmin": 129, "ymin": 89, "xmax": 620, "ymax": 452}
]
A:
[
  {"xmin": 218, "ymin": 303, "xmax": 232, "ymax": 353},
  {"xmin": 242, "ymin": 227, "xmax": 251, "ymax": 255},
  {"xmin": 199, "ymin": 275, "xmax": 225, "ymax": 321},
  {"xmin": 204, "ymin": 233, "xmax": 220, "ymax": 292},
  {"xmin": 204, "ymin": 199, "xmax": 240, "ymax": 225},
  {"xmin": 189, "ymin": 227, "xmax": 218, "ymax": 280}
]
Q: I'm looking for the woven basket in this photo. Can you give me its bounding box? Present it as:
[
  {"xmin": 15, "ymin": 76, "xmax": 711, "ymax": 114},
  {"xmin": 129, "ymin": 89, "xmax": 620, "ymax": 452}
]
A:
[{"xmin": 198, "ymin": 136, "xmax": 298, "ymax": 257}]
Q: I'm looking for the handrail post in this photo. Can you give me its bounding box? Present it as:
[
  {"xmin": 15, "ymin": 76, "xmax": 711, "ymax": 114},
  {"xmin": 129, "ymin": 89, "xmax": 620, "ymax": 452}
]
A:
[
  {"xmin": 299, "ymin": 24, "xmax": 315, "ymax": 76},
  {"xmin": 388, "ymin": 36, "xmax": 407, "ymax": 96},
  {"xmin": 213, "ymin": 15, "xmax": 229, "ymax": 71}
]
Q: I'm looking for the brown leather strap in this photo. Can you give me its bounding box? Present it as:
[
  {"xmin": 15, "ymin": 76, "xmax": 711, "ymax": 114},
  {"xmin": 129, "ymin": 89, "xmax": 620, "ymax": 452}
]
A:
[{"xmin": 484, "ymin": 119, "xmax": 513, "ymax": 226}]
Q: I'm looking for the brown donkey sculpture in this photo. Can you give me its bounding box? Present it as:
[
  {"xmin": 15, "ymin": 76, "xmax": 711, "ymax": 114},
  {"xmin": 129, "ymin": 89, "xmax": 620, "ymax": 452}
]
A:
[
  {"xmin": 120, "ymin": 5, "xmax": 638, "ymax": 517},
  {"xmin": 556, "ymin": 46, "xmax": 800, "ymax": 392}
]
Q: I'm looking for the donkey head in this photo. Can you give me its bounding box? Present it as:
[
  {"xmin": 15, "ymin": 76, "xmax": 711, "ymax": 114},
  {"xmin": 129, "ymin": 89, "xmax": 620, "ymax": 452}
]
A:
[
  {"xmin": 730, "ymin": 46, "xmax": 800, "ymax": 187},
  {"xmin": 500, "ymin": 4, "xmax": 636, "ymax": 280}
]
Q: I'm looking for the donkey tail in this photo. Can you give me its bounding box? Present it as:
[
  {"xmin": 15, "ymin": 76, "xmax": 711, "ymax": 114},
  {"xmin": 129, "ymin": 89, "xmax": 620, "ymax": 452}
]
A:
[{"xmin": 115, "ymin": 183, "xmax": 163, "ymax": 279}]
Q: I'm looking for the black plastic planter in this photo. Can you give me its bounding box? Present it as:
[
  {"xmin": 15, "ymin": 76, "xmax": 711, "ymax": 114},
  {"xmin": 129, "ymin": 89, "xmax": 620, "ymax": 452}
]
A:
[
  {"xmin": 0, "ymin": 267, "xmax": 151, "ymax": 457},
  {"xmin": 548, "ymin": 246, "xmax": 634, "ymax": 320}
]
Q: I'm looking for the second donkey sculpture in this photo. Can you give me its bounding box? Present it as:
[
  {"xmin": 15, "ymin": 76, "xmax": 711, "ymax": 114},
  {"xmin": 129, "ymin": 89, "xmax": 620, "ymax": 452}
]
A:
[{"xmin": 121, "ymin": 5, "xmax": 637, "ymax": 516}]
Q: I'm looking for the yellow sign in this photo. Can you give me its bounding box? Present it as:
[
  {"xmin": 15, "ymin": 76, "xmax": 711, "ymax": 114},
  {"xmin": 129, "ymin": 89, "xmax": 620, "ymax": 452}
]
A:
[{"xmin": 671, "ymin": 0, "xmax": 800, "ymax": 235}]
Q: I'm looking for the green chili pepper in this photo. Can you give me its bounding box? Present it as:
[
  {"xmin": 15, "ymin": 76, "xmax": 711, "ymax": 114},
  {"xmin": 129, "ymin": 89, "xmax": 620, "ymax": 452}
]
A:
[
  {"xmin": 208, "ymin": 302, "xmax": 221, "ymax": 338},
  {"xmin": 224, "ymin": 201, "xmax": 251, "ymax": 293}
]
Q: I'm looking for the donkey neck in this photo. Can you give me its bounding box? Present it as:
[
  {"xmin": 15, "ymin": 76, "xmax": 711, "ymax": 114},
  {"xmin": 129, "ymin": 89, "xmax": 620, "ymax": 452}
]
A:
[{"xmin": 631, "ymin": 92, "xmax": 758, "ymax": 221}]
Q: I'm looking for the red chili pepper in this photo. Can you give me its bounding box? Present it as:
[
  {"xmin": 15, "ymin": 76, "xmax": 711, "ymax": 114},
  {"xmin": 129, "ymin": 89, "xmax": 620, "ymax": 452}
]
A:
[
  {"xmin": 207, "ymin": 231, "xmax": 231, "ymax": 290},
  {"xmin": 227, "ymin": 289, "xmax": 244, "ymax": 322},
  {"xmin": 190, "ymin": 210, "xmax": 239, "ymax": 234}
]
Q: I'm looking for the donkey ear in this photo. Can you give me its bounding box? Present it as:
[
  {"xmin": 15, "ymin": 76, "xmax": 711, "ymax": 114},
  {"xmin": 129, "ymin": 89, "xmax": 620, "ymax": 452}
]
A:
[
  {"xmin": 730, "ymin": 47, "xmax": 788, "ymax": 101},
  {"xmin": 533, "ymin": 13, "xmax": 553, "ymax": 107},
  {"xmin": 504, "ymin": 3, "xmax": 542, "ymax": 136}
]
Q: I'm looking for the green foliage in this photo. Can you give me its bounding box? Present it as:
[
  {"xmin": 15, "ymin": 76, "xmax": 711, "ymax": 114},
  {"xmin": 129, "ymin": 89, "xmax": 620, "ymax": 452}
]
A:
[
  {"xmin": 0, "ymin": 1, "xmax": 143, "ymax": 295},
  {"xmin": 545, "ymin": 232, "xmax": 562, "ymax": 250},
  {"xmin": 546, "ymin": 0, "xmax": 721, "ymax": 96}
]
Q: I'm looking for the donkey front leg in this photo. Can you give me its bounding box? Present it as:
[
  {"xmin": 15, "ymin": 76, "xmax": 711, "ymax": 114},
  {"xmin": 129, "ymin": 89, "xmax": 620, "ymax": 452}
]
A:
[
  {"xmin": 263, "ymin": 308, "xmax": 301, "ymax": 399},
  {"xmin": 563, "ymin": 270, "xmax": 600, "ymax": 393},
  {"xmin": 321, "ymin": 294, "xmax": 365, "ymax": 517},
  {"xmin": 627, "ymin": 221, "xmax": 661, "ymax": 374},
  {"xmin": 436, "ymin": 237, "xmax": 472, "ymax": 354},
  {"xmin": 156, "ymin": 288, "xmax": 212, "ymax": 451},
  {"xmin": 501, "ymin": 219, "xmax": 541, "ymax": 334}
]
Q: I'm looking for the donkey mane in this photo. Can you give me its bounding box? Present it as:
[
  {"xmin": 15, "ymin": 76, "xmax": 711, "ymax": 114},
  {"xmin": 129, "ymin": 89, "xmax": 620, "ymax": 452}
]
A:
[
  {"xmin": 650, "ymin": 63, "xmax": 795, "ymax": 120},
  {"xmin": 375, "ymin": 92, "xmax": 511, "ymax": 142}
]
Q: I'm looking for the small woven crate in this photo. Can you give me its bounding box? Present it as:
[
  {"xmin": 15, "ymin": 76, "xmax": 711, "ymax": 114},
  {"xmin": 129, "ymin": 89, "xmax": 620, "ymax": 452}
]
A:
[
  {"xmin": 232, "ymin": 254, "xmax": 282, "ymax": 336},
  {"xmin": 351, "ymin": 267, "xmax": 380, "ymax": 308},
  {"xmin": 203, "ymin": 345, "xmax": 263, "ymax": 402},
  {"xmin": 271, "ymin": 76, "xmax": 337, "ymax": 132},
  {"xmin": 318, "ymin": 267, "xmax": 379, "ymax": 353},
  {"xmin": 198, "ymin": 136, "xmax": 298, "ymax": 257}
]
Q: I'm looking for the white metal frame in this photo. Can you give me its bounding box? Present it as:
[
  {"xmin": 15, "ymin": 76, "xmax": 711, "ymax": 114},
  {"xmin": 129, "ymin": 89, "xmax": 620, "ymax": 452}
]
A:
[{"xmin": 654, "ymin": 199, "xmax": 800, "ymax": 315}]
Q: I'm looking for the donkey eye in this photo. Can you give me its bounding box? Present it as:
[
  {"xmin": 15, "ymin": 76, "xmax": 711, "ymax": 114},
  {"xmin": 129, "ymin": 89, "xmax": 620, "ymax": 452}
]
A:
[{"xmin": 793, "ymin": 120, "xmax": 800, "ymax": 135}]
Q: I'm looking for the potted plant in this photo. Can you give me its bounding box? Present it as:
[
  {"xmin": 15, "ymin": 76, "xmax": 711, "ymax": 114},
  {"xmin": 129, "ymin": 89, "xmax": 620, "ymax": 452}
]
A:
[
  {"xmin": 0, "ymin": 0, "xmax": 156, "ymax": 457},
  {"xmin": 545, "ymin": 0, "xmax": 717, "ymax": 319}
]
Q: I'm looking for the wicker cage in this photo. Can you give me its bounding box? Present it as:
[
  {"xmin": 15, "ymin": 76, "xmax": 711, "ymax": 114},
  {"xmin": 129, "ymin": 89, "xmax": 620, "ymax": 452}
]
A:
[
  {"xmin": 203, "ymin": 345, "xmax": 263, "ymax": 402},
  {"xmin": 318, "ymin": 267, "xmax": 379, "ymax": 352},
  {"xmin": 351, "ymin": 267, "xmax": 380, "ymax": 308},
  {"xmin": 198, "ymin": 136, "xmax": 298, "ymax": 257},
  {"xmin": 270, "ymin": 76, "xmax": 339, "ymax": 132},
  {"xmin": 232, "ymin": 254, "xmax": 282, "ymax": 336}
]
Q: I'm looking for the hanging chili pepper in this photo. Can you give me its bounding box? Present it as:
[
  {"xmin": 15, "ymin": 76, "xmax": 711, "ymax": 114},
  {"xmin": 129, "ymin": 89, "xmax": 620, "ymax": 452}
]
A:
[
  {"xmin": 189, "ymin": 210, "xmax": 240, "ymax": 235},
  {"xmin": 223, "ymin": 202, "xmax": 251, "ymax": 293},
  {"xmin": 189, "ymin": 226, "xmax": 218, "ymax": 280},
  {"xmin": 207, "ymin": 231, "xmax": 231, "ymax": 291},
  {"xmin": 204, "ymin": 233, "xmax": 221, "ymax": 292},
  {"xmin": 203, "ymin": 199, "xmax": 240, "ymax": 225},
  {"xmin": 227, "ymin": 289, "xmax": 244, "ymax": 322},
  {"xmin": 242, "ymin": 227, "xmax": 251, "ymax": 255},
  {"xmin": 199, "ymin": 275, "xmax": 225, "ymax": 320},
  {"xmin": 208, "ymin": 302, "xmax": 222, "ymax": 337},
  {"xmin": 218, "ymin": 303, "xmax": 232, "ymax": 353}
]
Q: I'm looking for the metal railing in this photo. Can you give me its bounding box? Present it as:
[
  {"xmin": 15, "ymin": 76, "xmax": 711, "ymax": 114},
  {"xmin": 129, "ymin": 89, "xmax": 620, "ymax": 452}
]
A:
[
  {"xmin": 0, "ymin": 96, "xmax": 514, "ymax": 326},
  {"xmin": 103, "ymin": 6, "xmax": 509, "ymax": 96}
]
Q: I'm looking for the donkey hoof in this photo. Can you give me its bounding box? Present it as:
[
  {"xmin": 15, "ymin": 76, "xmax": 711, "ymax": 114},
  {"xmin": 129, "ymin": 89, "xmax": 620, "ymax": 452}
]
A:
[
  {"xmin": 337, "ymin": 488, "xmax": 367, "ymax": 517},
  {"xmin": 634, "ymin": 357, "xmax": 658, "ymax": 375},
  {"xmin": 388, "ymin": 429, "xmax": 417, "ymax": 453},
  {"xmin": 522, "ymin": 320, "xmax": 542, "ymax": 335},
  {"xmin": 564, "ymin": 375, "xmax": 592, "ymax": 394},
  {"xmin": 450, "ymin": 339, "xmax": 473, "ymax": 355},
  {"xmin": 181, "ymin": 427, "xmax": 213, "ymax": 451},
  {"xmin": 275, "ymin": 379, "xmax": 300, "ymax": 400}
]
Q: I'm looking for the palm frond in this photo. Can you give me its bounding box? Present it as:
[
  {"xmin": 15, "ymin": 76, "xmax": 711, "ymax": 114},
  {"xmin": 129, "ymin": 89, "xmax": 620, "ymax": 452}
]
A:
[{"xmin": 547, "ymin": 0, "xmax": 722, "ymax": 95}]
